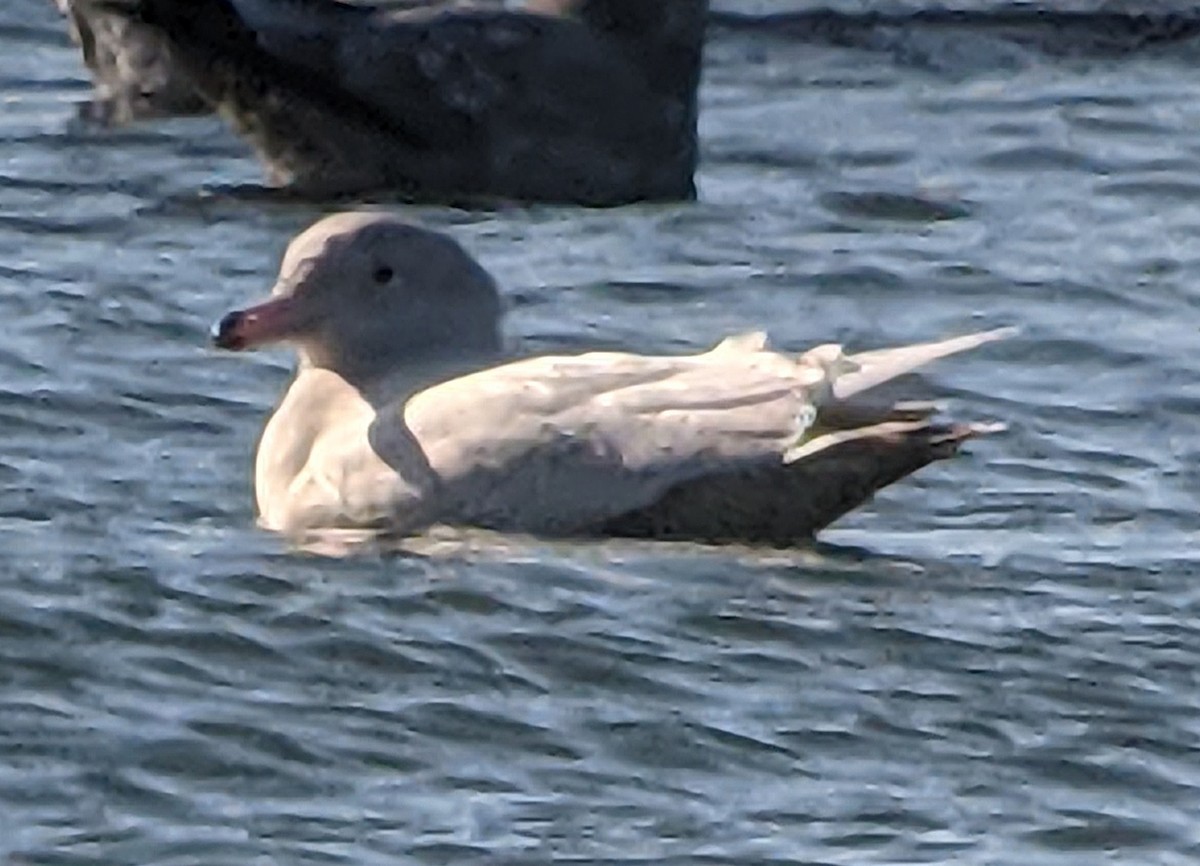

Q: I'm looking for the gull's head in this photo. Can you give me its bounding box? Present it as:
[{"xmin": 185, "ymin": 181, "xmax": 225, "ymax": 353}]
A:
[{"xmin": 212, "ymin": 211, "xmax": 502, "ymax": 377}]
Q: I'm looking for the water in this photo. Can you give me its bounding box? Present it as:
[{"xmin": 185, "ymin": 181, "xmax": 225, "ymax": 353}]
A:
[{"xmin": 2, "ymin": 1, "xmax": 1199, "ymax": 863}]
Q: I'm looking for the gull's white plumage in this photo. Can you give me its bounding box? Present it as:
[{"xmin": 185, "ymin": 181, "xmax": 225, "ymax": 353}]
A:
[{"xmin": 214, "ymin": 211, "xmax": 1011, "ymax": 544}]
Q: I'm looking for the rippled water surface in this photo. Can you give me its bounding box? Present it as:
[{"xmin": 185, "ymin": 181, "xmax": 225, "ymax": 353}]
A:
[{"xmin": 2, "ymin": 1, "xmax": 1199, "ymax": 863}]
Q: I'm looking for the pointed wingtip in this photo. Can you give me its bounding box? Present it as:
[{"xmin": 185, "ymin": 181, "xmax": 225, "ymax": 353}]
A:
[
  {"xmin": 832, "ymin": 324, "xmax": 1018, "ymax": 402},
  {"xmin": 920, "ymin": 324, "xmax": 1021, "ymax": 354},
  {"xmin": 976, "ymin": 325, "xmax": 1020, "ymax": 342}
]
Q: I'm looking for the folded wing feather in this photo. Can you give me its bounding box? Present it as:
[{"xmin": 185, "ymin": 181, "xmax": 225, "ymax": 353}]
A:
[{"xmin": 376, "ymin": 328, "xmax": 1006, "ymax": 533}]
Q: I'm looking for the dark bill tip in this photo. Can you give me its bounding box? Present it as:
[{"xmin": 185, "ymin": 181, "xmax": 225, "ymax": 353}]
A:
[{"xmin": 211, "ymin": 310, "xmax": 248, "ymax": 350}]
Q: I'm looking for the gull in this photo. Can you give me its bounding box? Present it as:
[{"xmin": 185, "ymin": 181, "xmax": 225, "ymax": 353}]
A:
[
  {"xmin": 69, "ymin": 0, "xmax": 707, "ymax": 204},
  {"xmin": 210, "ymin": 211, "xmax": 1012, "ymax": 546}
]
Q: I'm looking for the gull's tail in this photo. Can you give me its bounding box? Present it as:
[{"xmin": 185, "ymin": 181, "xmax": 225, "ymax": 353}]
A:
[
  {"xmin": 603, "ymin": 325, "xmax": 1015, "ymax": 545},
  {"xmin": 783, "ymin": 326, "xmax": 1014, "ymax": 463}
]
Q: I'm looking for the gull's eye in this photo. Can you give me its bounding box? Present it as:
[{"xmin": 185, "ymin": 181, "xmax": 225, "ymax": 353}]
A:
[{"xmin": 373, "ymin": 265, "xmax": 394, "ymax": 285}]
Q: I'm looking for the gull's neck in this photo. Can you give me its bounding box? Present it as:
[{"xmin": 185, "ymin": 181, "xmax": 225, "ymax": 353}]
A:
[{"xmin": 298, "ymin": 341, "xmax": 505, "ymax": 409}]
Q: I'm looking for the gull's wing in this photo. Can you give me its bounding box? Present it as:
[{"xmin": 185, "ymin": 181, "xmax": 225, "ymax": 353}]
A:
[
  {"xmin": 371, "ymin": 328, "xmax": 1009, "ymax": 535},
  {"xmin": 833, "ymin": 326, "xmax": 1016, "ymax": 400},
  {"xmin": 394, "ymin": 343, "xmax": 820, "ymax": 533}
]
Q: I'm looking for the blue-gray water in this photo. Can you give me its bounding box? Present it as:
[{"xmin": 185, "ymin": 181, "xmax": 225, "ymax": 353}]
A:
[{"xmin": 2, "ymin": 2, "xmax": 1199, "ymax": 863}]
